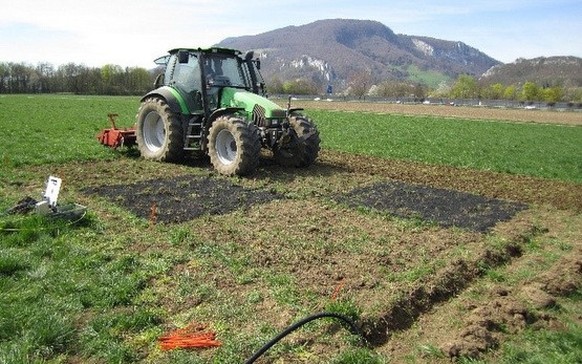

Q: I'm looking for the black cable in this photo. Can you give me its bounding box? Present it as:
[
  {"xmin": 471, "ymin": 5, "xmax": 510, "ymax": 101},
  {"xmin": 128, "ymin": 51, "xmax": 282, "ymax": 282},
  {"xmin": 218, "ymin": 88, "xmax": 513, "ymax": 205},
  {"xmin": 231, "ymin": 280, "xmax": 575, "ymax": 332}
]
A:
[{"xmin": 244, "ymin": 312, "xmax": 365, "ymax": 364}]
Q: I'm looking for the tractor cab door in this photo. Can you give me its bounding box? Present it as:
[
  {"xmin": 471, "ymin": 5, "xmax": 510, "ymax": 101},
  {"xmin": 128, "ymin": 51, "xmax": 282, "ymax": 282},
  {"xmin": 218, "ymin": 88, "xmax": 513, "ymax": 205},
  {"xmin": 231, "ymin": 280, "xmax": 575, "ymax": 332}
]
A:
[
  {"xmin": 172, "ymin": 51, "xmax": 203, "ymax": 113},
  {"xmin": 203, "ymin": 53, "xmax": 248, "ymax": 108}
]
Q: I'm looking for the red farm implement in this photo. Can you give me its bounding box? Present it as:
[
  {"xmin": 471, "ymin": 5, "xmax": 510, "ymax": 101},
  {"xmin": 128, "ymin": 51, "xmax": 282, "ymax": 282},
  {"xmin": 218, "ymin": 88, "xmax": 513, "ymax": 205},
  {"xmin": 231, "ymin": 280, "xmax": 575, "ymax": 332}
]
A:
[{"xmin": 96, "ymin": 113, "xmax": 136, "ymax": 148}]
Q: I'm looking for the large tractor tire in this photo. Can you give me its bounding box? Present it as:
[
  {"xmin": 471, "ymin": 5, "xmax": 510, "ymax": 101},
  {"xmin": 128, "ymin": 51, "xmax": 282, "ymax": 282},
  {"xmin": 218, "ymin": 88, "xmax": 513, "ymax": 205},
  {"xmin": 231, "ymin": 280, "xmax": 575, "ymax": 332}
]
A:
[
  {"xmin": 207, "ymin": 115, "xmax": 261, "ymax": 176},
  {"xmin": 274, "ymin": 115, "xmax": 320, "ymax": 167},
  {"xmin": 136, "ymin": 97, "xmax": 184, "ymax": 162}
]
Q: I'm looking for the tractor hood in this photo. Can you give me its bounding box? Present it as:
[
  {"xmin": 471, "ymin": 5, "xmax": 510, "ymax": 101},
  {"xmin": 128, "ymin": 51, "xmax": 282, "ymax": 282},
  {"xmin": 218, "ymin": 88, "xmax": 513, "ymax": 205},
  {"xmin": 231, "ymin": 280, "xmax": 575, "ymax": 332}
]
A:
[{"xmin": 221, "ymin": 87, "xmax": 286, "ymax": 118}]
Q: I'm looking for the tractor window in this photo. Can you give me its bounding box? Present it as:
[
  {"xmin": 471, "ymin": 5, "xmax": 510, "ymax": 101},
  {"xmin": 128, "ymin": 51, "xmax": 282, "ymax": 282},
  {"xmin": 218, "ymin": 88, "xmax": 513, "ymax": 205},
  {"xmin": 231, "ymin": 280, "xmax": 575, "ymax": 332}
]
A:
[
  {"xmin": 173, "ymin": 54, "xmax": 201, "ymax": 93},
  {"xmin": 164, "ymin": 54, "xmax": 178, "ymax": 86},
  {"xmin": 206, "ymin": 55, "xmax": 245, "ymax": 87},
  {"xmin": 240, "ymin": 59, "xmax": 265, "ymax": 94}
]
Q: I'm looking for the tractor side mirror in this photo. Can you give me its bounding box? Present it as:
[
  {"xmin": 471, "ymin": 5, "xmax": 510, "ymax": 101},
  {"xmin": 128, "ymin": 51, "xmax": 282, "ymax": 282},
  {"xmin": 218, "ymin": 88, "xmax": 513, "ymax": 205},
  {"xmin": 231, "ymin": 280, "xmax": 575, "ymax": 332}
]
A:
[
  {"xmin": 178, "ymin": 50, "xmax": 189, "ymax": 64},
  {"xmin": 244, "ymin": 51, "xmax": 254, "ymax": 61}
]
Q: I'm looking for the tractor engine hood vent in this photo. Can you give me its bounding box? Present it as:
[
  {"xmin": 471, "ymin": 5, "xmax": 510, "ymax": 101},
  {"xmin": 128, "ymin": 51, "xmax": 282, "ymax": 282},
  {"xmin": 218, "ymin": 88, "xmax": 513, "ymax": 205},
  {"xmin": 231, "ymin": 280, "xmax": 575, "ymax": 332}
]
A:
[{"xmin": 252, "ymin": 104, "xmax": 266, "ymax": 127}]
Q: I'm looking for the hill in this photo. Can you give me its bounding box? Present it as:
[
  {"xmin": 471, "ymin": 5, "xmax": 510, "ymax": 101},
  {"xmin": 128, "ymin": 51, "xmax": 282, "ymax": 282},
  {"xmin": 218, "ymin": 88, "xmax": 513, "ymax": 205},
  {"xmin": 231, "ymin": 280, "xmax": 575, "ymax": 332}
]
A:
[
  {"xmin": 480, "ymin": 56, "xmax": 582, "ymax": 87},
  {"xmin": 217, "ymin": 19, "xmax": 501, "ymax": 89}
]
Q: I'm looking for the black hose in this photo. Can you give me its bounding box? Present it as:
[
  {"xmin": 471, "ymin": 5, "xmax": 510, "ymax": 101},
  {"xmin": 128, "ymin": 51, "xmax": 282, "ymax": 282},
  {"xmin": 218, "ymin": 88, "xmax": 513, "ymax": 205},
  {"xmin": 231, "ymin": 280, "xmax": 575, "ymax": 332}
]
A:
[{"xmin": 244, "ymin": 312, "xmax": 364, "ymax": 364}]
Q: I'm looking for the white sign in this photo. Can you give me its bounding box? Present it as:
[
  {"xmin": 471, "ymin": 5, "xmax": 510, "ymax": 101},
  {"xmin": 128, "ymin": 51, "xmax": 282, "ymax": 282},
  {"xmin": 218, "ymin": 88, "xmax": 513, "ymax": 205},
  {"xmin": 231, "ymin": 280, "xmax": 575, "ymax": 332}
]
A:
[{"xmin": 43, "ymin": 176, "xmax": 62, "ymax": 207}]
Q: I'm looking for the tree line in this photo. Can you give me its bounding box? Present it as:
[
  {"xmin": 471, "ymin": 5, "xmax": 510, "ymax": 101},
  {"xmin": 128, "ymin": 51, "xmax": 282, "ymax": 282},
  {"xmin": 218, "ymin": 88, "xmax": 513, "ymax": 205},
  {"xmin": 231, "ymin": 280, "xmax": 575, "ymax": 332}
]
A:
[
  {"xmin": 267, "ymin": 72, "xmax": 582, "ymax": 104},
  {"xmin": 442, "ymin": 74, "xmax": 582, "ymax": 104},
  {"xmin": 3, "ymin": 60, "xmax": 581, "ymax": 105},
  {"xmin": 0, "ymin": 62, "xmax": 155, "ymax": 95}
]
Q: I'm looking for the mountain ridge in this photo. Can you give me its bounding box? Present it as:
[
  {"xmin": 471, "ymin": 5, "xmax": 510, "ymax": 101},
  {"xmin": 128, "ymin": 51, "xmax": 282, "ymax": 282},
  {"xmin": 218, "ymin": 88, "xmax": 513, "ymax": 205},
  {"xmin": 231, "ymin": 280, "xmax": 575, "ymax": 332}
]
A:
[
  {"xmin": 480, "ymin": 56, "xmax": 582, "ymax": 87},
  {"xmin": 217, "ymin": 19, "xmax": 581, "ymax": 91},
  {"xmin": 217, "ymin": 19, "xmax": 500, "ymax": 89}
]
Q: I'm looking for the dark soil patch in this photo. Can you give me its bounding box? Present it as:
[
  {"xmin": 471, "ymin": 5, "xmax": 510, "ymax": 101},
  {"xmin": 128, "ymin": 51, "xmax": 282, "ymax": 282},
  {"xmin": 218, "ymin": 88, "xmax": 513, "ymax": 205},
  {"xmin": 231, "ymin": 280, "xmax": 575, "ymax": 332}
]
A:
[
  {"xmin": 81, "ymin": 175, "xmax": 282, "ymax": 224},
  {"xmin": 81, "ymin": 172, "xmax": 526, "ymax": 232},
  {"xmin": 335, "ymin": 181, "xmax": 528, "ymax": 232}
]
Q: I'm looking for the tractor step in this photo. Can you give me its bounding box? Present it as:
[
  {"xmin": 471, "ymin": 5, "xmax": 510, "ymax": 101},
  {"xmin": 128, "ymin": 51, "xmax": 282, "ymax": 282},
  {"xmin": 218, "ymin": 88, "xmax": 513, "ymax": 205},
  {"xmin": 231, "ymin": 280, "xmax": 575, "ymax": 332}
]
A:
[{"xmin": 184, "ymin": 120, "xmax": 204, "ymax": 150}]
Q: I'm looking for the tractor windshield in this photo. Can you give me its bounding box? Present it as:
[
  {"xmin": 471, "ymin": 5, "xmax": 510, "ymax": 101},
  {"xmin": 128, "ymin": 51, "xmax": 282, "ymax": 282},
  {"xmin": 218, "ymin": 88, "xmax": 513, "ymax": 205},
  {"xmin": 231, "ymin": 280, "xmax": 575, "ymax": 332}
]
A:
[{"xmin": 204, "ymin": 54, "xmax": 246, "ymax": 88}]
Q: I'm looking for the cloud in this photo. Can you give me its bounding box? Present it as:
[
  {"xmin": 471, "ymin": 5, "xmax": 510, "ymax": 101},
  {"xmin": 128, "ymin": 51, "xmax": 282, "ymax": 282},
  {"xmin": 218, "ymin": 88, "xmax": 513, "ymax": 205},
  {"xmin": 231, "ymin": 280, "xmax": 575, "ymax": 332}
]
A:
[
  {"xmin": 1, "ymin": 0, "xmax": 243, "ymax": 67},
  {"xmin": 1, "ymin": 0, "xmax": 580, "ymax": 67}
]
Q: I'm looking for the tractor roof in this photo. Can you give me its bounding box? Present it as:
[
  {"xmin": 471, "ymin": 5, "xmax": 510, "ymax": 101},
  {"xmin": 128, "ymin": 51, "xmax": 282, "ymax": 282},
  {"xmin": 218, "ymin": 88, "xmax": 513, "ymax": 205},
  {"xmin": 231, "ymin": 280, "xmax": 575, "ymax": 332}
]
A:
[{"xmin": 167, "ymin": 47, "xmax": 241, "ymax": 56}]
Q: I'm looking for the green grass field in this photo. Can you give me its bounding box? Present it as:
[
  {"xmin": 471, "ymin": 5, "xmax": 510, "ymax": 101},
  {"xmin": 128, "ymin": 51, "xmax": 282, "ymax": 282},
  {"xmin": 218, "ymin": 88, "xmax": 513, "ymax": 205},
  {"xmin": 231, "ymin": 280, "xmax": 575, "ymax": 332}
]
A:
[
  {"xmin": 308, "ymin": 109, "xmax": 582, "ymax": 183},
  {"xmin": 0, "ymin": 94, "xmax": 138, "ymax": 168},
  {"xmin": 2, "ymin": 94, "xmax": 580, "ymax": 182},
  {"xmin": 0, "ymin": 94, "xmax": 580, "ymax": 363}
]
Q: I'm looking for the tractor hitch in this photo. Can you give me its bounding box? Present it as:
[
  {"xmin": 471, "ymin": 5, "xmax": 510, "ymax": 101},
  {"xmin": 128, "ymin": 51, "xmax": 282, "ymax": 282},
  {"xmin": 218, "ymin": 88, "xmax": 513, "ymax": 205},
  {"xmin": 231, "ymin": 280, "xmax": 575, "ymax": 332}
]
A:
[{"xmin": 96, "ymin": 113, "xmax": 136, "ymax": 148}]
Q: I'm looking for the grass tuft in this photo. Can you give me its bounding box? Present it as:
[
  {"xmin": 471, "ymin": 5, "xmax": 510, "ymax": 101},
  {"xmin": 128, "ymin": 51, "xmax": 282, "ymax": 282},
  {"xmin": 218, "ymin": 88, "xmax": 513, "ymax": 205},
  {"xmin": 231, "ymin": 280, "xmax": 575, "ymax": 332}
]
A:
[{"xmin": 331, "ymin": 347, "xmax": 388, "ymax": 364}]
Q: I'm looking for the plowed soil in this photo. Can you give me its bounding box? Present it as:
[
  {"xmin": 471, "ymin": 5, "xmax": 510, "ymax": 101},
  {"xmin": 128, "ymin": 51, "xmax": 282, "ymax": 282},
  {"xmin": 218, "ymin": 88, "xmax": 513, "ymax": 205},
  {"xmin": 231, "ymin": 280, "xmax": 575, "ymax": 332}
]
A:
[{"xmin": 16, "ymin": 104, "xmax": 581, "ymax": 363}]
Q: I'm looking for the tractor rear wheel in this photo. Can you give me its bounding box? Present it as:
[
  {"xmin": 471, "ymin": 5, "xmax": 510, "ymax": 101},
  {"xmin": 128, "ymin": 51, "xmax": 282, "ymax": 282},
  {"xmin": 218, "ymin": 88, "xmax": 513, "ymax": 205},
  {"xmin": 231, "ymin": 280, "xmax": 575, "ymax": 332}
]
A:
[
  {"xmin": 207, "ymin": 115, "xmax": 261, "ymax": 176},
  {"xmin": 136, "ymin": 97, "xmax": 184, "ymax": 162},
  {"xmin": 274, "ymin": 115, "xmax": 320, "ymax": 167}
]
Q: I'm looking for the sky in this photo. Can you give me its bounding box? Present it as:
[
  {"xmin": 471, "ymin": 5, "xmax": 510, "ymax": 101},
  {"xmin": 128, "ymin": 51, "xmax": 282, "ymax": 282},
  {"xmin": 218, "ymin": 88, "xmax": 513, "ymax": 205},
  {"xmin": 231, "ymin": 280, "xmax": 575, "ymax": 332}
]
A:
[{"xmin": 1, "ymin": 0, "xmax": 581, "ymax": 69}]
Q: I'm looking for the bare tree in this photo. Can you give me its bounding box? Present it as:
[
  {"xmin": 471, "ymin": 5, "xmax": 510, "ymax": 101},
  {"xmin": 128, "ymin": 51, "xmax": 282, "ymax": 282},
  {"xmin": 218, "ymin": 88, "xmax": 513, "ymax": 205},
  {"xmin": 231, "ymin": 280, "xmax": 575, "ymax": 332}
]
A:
[
  {"xmin": 36, "ymin": 62, "xmax": 55, "ymax": 93},
  {"xmin": 347, "ymin": 69, "xmax": 372, "ymax": 99}
]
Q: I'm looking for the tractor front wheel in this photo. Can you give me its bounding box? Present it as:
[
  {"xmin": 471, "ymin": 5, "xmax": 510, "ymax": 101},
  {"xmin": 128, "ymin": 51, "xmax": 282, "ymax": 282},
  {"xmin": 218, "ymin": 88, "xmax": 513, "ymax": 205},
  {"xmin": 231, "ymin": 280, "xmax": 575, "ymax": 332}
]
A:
[
  {"xmin": 136, "ymin": 97, "xmax": 184, "ymax": 162},
  {"xmin": 207, "ymin": 116, "xmax": 261, "ymax": 176},
  {"xmin": 274, "ymin": 115, "xmax": 320, "ymax": 167}
]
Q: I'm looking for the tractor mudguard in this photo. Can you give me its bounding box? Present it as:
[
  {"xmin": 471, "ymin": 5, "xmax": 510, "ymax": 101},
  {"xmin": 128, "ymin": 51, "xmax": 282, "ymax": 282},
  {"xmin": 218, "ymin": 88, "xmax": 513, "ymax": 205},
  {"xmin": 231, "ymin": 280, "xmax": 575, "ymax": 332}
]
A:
[
  {"xmin": 208, "ymin": 107, "xmax": 245, "ymax": 123},
  {"xmin": 141, "ymin": 86, "xmax": 190, "ymax": 115}
]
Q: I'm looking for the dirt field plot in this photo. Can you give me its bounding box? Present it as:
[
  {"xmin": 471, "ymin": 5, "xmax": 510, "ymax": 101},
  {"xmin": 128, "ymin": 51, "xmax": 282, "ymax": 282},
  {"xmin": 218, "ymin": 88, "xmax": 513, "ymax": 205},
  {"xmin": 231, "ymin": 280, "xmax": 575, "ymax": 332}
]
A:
[
  {"xmin": 83, "ymin": 176, "xmax": 282, "ymax": 224},
  {"xmin": 55, "ymin": 149, "xmax": 579, "ymax": 362},
  {"xmin": 334, "ymin": 180, "xmax": 527, "ymax": 232}
]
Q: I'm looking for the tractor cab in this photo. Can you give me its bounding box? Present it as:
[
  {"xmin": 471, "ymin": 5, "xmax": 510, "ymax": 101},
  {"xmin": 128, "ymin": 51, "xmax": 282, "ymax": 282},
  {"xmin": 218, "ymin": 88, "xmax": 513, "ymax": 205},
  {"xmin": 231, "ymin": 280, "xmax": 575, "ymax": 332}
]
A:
[{"xmin": 154, "ymin": 48, "xmax": 264, "ymax": 113}]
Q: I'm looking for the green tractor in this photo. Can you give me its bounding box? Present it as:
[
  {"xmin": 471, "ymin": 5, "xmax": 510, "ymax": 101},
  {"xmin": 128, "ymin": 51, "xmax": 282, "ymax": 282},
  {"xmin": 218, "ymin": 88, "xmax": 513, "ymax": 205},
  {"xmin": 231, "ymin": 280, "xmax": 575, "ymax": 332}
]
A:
[{"xmin": 135, "ymin": 47, "xmax": 320, "ymax": 176}]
